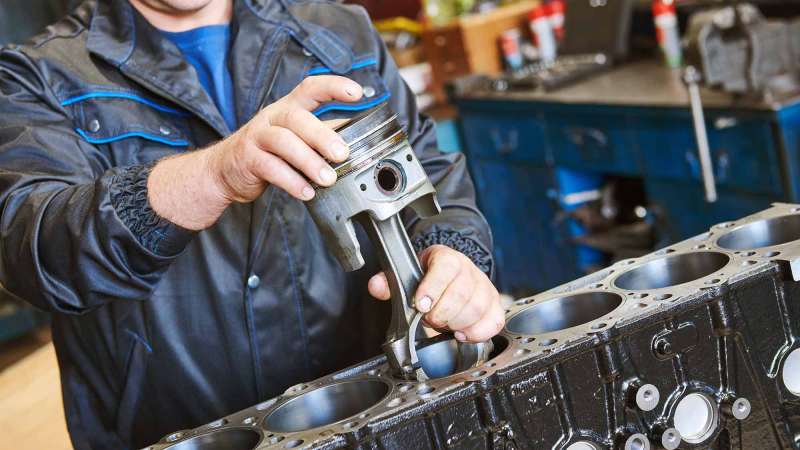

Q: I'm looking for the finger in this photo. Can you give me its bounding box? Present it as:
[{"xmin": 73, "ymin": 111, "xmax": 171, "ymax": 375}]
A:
[
  {"xmin": 254, "ymin": 126, "xmax": 337, "ymax": 187},
  {"xmin": 287, "ymin": 75, "xmax": 363, "ymax": 111},
  {"xmin": 456, "ymin": 289, "xmax": 505, "ymax": 343},
  {"xmin": 426, "ymin": 269, "xmax": 475, "ymax": 329},
  {"xmin": 323, "ymin": 118, "xmax": 351, "ymax": 130},
  {"xmin": 249, "ymin": 150, "xmax": 315, "ymax": 201},
  {"xmin": 444, "ymin": 274, "xmax": 489, "ymax": 331},
  {"xmin": 271, "ymin": 107, "xmax": 350, "ymax": 163},
  {"xmin": 368, "ymin": 272, "xmax": 391, "ymax": 301},
  {"xmin": 415, "ymin": 246, "xmax": 463, "ymax": 315}
]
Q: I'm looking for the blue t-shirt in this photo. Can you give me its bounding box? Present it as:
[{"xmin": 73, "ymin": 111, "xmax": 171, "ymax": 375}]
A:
[{"xmin": 162, "ymin": 25, "xmax": 237, "ymax": 132}]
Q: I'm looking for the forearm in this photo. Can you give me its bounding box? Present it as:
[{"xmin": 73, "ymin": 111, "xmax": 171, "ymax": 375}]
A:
[{"xmin": 147, "ymin": 147, "xmax": 231, "ymax": 231}]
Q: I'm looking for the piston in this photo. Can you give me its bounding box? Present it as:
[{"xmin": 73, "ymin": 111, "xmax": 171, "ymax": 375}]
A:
[{"xmin": 305, "ymin": 103, "xmax": 491, "ymax": 379}]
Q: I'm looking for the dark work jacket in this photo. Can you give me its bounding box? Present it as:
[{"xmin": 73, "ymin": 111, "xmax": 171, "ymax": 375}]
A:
[{"xmin": 0, "ymin": 1, "xmax": 493, "ymax": 449}]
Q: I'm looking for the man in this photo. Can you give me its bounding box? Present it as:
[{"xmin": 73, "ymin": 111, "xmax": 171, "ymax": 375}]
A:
[{"xmin": 0, "ymin": 0, "xmax": 502, "ymax": 448}]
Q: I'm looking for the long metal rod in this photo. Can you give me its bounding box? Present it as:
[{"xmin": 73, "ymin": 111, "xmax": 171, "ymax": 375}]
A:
[
  {"xmin": 685, "ymin": 66, "xmax": 718, "ymax": 203},
  {"xmin": 360, "ymin": 213, "xmax": 423, "ymax": 378}
]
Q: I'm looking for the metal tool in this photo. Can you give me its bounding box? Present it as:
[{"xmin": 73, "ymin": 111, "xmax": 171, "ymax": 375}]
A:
[
  {"xmin": 305, "ymin": 102, "xmax": 480, "ymax": 380},
  {"xmin": 682, "ymin": 66, "xmax": 718, "ymax": 203}
]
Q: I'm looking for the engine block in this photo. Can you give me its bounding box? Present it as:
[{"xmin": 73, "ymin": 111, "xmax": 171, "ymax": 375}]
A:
[{"xmin": 145, "ymin": 204, "xmax": 800, "ymax": 450}]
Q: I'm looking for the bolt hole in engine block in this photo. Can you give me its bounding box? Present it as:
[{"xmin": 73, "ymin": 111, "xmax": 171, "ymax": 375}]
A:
[
  {"xmin": 625, "ymin": 434, "xmax": 650, "ymax": 450},
  {"xmin": 163, "ymin": 428, "xmax": 261, "ymax": 450},
  {"xmin": 505, "ymin": 292, "xmax": 624, "ymax": 335},
  {"xmin": 566, "ymin": 442, "xmax": 601, "ymax": 450},
  {"xmin": 783, "ymin": 348, "xmax": 800, "ymax": 396},
  {"xmin": 262, "ymin": 379, "xmax": 390, "ymax": 433},
  {"xmin": 673, "ymin": 393, "xmax": 718, "ymax": 444},
  {"xmin": 613, "ymin": 252, "xmax": 729, "ymax": 290},
  {"xmin": 415, "ymin": 335, "xmax": 509, "ymax": 379},
  {"xmin": 716, "ymin": 215, "xmax": 800, "ymax": 250}
]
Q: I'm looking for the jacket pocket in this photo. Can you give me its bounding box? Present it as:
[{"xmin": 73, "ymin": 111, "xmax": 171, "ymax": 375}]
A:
[
  {"xmin": 305, "ymin": 56, "xmax": 391, "ymax": 120},
  {"xmin": 62, "ymin": 90, "xmax": 192, "ymax": 165},
  {"xmin": 115, "ymin": 328, "xmax": 152, "ymax": 443}
]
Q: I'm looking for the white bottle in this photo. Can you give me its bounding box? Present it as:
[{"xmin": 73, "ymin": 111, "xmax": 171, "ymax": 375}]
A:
[{"xmin": 529, "ymin": 5, "xmax": 557, "ymax": 63}]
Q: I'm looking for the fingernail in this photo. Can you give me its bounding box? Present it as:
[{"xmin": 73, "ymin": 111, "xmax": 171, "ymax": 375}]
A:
[
  {"xmin": 454, "ymin": 331, "xmax": 467, "ymax": 342},
  {"xmin": 319, "ymin": 166, "xmax": 337, "ymax": 185},
  {"xmin": 346, "ymin": 82, "xmax": 362, "ymax": 97},
  {"xmin": 331, "ymin": 140, "xmax": 349, "ymax": 161},
  {"xmin": 416, "ymin": 295, "xmax": 432, "ymax": 313},
  {"xmin": 302, "ymin": 186, "xmax": 315, "ymax": 200}
]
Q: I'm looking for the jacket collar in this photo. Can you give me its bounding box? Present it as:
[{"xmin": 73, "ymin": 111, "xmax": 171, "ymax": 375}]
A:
[
  {"xmin": 85, "ymin": 0, "xmax": 354, "ymax": 136},
  {"xmin": 87, "ymin": 0, "xmax": 231, "ymax": 135}
]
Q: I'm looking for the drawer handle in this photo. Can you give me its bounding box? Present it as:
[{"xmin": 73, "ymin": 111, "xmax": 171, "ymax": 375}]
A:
[
  {"xmin": 684, "ymin": 149, "xmax": 729, "ymax": 182},
  {"xmin": 714, "ymin": 117, "xmax": 738, "ymax": 130},
  {"xmin": 490, "ymin": 128, "xmax": 519, "ymax": 155},
  {"xmin": 567, "ymin": 128, "xmax": 608, "ymax": 148},
  {"xmin": 715, "ymin": 150, "xmax": 730, "ymax": 182}
]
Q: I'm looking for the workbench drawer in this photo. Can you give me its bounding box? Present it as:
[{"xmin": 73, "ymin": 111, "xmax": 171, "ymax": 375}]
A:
[
  {"xmin": 469, "ymin": 160, "xmax": 577, "ymax": 294},
  {"xmin": 460, "ymin": 113, "xmax": 548, "ymax": 163},
  {"xmin": 546, "ymin": 113, "xmax": 640, "ymax": 175},
  {"xmin": 645, "ymin": 179, "xmax": 775, "ymax": 240},
  {"xmin": 636, "ymin": 115, "xmax": 781, "ymax": 196}
]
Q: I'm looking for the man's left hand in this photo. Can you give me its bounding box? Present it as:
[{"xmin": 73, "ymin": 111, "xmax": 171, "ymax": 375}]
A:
[{"xmin": 368, "ymin": 245, "xmax": 504, "ymax": 343}]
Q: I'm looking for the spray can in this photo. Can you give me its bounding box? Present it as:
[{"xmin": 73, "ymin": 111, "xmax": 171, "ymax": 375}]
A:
[
  {"xmin": 529, "ymin": 5, "xmax": 557, "ymax": 63},
  {"xmin": 500, "ymin": 29, "xmax": 524, "ymax": 70},
  {"xmin": 653, "ymin": 0, "xmax": 682, "ymax": 68},
  {"xmin": 548, "ymin": 0, "xmax": 566, "ymax": 42}
]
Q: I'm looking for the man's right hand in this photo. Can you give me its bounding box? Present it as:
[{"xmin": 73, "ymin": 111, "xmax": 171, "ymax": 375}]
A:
[{"xmin": 147, "ymin": 75, "xmax": 363, "ymax": 230}]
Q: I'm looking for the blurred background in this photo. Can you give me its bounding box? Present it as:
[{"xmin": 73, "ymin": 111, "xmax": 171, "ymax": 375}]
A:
[{"xmin": 3, "ymin": 0, "xmax": 800, "ymax": 448}]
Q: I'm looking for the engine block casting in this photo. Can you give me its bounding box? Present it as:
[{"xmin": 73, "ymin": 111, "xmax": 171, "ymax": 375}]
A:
[{"xmin": 145, "ymin": 203, "xmax": 800, "ymax": 450}]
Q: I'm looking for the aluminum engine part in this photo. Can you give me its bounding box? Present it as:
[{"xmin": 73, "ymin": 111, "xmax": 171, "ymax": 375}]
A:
[
  {"xmin": 146, "ymin": 203, "xmax": 800, "ymax": 450},
  {"xmin": 303, "ymin": 103, "xmax": 491, "ymax": 380}
]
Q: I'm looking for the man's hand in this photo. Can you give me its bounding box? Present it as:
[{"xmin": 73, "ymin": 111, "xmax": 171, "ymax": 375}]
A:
[
  {"xmin": 147, "ymin": 75, "xmax": 362, "ymax": 230},
  {"xmin": 368, "ymin": 245, "xmax": 504, "ymax": 343}
]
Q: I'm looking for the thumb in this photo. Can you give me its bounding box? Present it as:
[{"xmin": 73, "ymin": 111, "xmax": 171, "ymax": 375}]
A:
[{"xmin": 368, "ymin": 272, "xmax": 391, "ymax": 301}]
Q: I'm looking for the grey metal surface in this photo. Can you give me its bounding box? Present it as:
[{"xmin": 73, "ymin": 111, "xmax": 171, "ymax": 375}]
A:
[
  {"xmin": 414, "ymin": 335, "xmax": 494, "ymax": 379},
  {"xmin": 453, "ymin": 60, "xmax": 800, "ymax": 111},
  {"xmin": 305, "ymin": 103, "xmax": 439, "ymax": 272},
  {"xmin": 158, "ymin": 428, "xmax": 260, "ymax": 450},
  {"xmin": 505, "ymin": 291, "xmax": 623, "ymax": 335},
  {"xmin": 684, "ymin": 65, "xmax": 718, "ymax": 203},
  {"xmin": 262, "ymin": 379, "xmax": 390, "ymax": 433},
  {"xmin": 305, "ymin": 103, "xmax": 492, "ymax": 380},
  {"xmin": 612, "ymin": 250, "xmax": 730, "ymax": 291},
  {"xmin": 360, "ymin": 214, "xmax": 424, "ymax": 377},
  {"xmin": 145, "ymin": 203, "xmax": 800, "ymax": 450},
  {"xmin": 716, "ymin": 213, "xmax": 800, "ymax": 250}
]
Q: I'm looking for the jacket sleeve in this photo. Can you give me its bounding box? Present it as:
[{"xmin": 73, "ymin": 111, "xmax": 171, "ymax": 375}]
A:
[
  {"xmin": 369, "ymin": 26, "xmax": 495, "ymax": 277},
  {"xmin": 0, "ymin": 48, "xmax": 195, "ymax": 314}
]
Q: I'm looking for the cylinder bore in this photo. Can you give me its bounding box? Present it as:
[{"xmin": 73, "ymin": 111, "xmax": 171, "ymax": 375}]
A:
[
  {"xmin": 263, "ymin": 379, "xmax": 390, "ymax": 433},
  {"xmin": 416, "ymin": 335, "xmax": 508, "ymax": 379},
  {"xmin": 505, "ymin": 292, "xmax": 623, "ymax": 335},
  {"xmin": 717, "ymin": 215, "xmax": 800, "ymax": 250},
  {"xmin": 673, "ymin": 393, "xmax": 718, "ymax": 444},
  {"xmin": 613, "ymin": 252, "xmax": 729, "ymax": 291},
  {"xmin": 165, "ymin": 429, "xmax": 260, "ymax": 450}
]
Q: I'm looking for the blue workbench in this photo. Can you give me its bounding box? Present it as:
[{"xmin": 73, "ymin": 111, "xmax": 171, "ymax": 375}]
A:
[{"xmin": 451, "ymin": 60, "xmax": 800, "ymax": 295}]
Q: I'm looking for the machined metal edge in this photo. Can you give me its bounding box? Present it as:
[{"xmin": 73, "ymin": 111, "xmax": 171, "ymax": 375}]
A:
[{"xmin": 146, "ymin": 202, "xmax": 800, "ymax": 450}]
